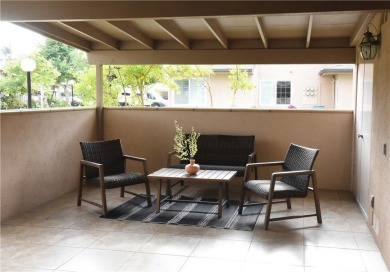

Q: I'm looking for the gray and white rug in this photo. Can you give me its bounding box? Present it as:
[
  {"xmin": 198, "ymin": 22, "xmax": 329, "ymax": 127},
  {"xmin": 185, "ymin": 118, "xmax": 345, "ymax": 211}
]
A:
[{"xmin": 102, "ymin": 195, "xmax": 263, "ymax": 231}]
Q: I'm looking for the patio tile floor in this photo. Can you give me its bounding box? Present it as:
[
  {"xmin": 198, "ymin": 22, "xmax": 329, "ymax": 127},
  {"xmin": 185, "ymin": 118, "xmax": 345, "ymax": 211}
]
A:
[{"xmin": 1, "ymin": 183, "xmax": 388, "ymax": 272}]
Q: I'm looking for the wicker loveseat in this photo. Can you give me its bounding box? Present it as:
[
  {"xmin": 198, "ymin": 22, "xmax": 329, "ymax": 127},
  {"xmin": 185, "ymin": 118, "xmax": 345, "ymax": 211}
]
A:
[{"xmin": 168, "ymin": 134, "xmax": 257, "ymax": 177}]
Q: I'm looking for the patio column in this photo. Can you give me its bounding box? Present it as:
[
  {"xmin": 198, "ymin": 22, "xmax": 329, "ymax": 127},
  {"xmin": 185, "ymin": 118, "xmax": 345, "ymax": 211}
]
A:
[{"xmin": 96, "ymin": 63, "xmax": 104, "ymax": 140}]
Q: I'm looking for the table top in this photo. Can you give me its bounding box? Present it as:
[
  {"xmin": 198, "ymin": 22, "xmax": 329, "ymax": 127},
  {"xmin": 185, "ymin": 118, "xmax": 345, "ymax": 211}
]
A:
[{"xmin": 148, "ymin": 168, "xmax": 237, "ymax": 182}]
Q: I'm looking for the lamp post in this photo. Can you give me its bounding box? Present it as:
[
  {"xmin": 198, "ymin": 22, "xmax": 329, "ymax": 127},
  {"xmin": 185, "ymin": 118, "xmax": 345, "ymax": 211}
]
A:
[
  {"xmin": 20, "ymin": 58, "xmax": 36, "ymax": 108},
  {"xmin": 68, "ymin": 79, "xmax": 75, "ymax": 106}
]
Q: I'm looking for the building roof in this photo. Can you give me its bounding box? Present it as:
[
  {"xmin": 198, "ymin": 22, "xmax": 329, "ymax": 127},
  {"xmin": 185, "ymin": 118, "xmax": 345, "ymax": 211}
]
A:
[{"xmin": 318, "ymin": 64, "xmax": 354, "ymax": 76}]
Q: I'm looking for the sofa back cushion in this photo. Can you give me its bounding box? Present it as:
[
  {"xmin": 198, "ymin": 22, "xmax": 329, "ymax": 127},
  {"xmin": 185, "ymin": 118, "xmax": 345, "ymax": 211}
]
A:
[{"xmin": 180, "ymin": 135, "xmax": 255, "ymax": 166}]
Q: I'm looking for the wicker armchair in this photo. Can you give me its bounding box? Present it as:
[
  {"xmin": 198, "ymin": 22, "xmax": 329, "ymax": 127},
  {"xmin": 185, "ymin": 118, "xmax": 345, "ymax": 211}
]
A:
[
  {"xmin": 78, "ymin": 139, "xmax": 152, "ymax": 216},
  {"xmin": 238, "ymin": 143, "xmax": 322, "ymax": 230}
]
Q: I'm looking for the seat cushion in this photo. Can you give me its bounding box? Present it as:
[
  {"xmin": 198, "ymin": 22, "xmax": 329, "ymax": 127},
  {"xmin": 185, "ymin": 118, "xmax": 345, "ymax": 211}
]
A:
[
  {"xmin": 244, "ymin": 180, "xmax": 307, "ymax": 199},
  {"xmin": 87, "ymin": 172, "xmax": 147, "ymax": 189},
  {"xmin": 169, "ymin": 164, "xmax": 246, "ymax": 177}
]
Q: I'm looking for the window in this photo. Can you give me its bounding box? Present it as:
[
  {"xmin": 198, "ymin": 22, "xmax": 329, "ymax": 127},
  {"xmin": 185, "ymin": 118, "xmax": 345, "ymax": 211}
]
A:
[
  {"xmin": 260, "ymin": 80, "xmax": 291, "ymax": 105},
  {"xmin": 276, "ymin": 81, "xmax": 291, "ymax": 104},
  {"xmin": 173, "ymin": 79, "xmax": 206, "ymax": 106}
]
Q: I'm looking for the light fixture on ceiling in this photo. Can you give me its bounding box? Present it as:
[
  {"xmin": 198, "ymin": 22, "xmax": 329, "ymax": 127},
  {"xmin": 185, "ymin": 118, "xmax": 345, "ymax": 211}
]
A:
[{"xmin": 359, "ymin": 24, "xmax": 381, "ymax": 60}]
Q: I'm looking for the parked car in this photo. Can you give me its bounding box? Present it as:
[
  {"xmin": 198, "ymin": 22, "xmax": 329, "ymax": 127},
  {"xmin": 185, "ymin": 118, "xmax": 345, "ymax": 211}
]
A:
[{"xmin": 118, "ymin": 88, "xmax": 167, "ymax": 107}]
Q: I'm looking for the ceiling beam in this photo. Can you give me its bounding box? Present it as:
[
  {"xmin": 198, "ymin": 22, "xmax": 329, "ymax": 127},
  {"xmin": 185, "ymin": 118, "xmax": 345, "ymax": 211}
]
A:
[
  {"xmin": 3, "ymin": 1, "xmax": 390, "ymax": 22},
  {"xmin": 61, "ymin": 22, "xmax": 120, "ymax": 50},
  {"xmin": 202, "ymin": 18, "xmax": 228, "ymax": 49},
  {"xmin": 306, "ymin": 15, "xmax": 314, "ymax": 48},
  {"xmin": 349, "ymin": 13, "xmax": 376, "ymax": 47},
  {"xmin": 87, "ymin": 48, "xmax": 356, "ymax": 65},
  {"xmin": 13, "ymin": 22, "xmax": 92, "ymax": 52},
  {"xmin": 255, "ymin": 17, "xmax": 268, "ymax": 49},
  {"xmin": 155, "ymin": 20, "xmax": 190, "ymax": 49},
  {"xmin": 108, "ymin": 21, "xmax": 154, "ymax": 49}
]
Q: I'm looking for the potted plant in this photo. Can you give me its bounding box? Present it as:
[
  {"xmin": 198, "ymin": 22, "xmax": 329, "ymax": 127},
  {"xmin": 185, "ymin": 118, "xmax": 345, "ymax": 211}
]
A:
[{"xmin": 173, "ymin": 120, "xmax": 200, "ymax": 174}]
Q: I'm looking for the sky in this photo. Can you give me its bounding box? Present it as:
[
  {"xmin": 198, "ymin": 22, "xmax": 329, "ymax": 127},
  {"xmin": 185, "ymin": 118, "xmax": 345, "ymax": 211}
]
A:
[{"xmin": 0, "ymin": 22, "xmax": 46, "ymax": 59}]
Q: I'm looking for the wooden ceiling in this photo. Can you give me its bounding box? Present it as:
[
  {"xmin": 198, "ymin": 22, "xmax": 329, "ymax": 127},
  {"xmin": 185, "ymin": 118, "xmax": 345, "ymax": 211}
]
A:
[{"xmin": 2, "ymin": 1, "xmax": 390, "ymax": 64}]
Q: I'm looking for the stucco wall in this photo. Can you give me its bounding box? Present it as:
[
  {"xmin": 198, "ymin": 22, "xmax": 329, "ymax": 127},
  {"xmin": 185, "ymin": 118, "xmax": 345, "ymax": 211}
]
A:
[
  {"xmin": 366, "ymin": 15, "xmax": 390, "ymax": 269},
  {"xmin": 0, "ymin": 108, "xmax": 97, "ymax": 221},
  {"xmin": 103, "ymin": 108, "xmax": 353, "ymax": 191}
]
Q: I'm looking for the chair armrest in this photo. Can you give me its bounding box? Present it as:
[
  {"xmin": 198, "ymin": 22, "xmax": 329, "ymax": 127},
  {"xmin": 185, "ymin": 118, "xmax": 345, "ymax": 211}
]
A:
[
  {"xmin": 167, "ymin": 150, "xmax": 178, "ymax": 167},
  {"xmin": 243, "ymin": 161, "xmax": 284, "ymax": 181},
  {"xmin": 247, "ymin": 151, "xmax": 257, "ymax": 163},
  {"xmin": 80, "ymin": 160, "xmax": 103, "ymax": 168},
  {"xmin": 124, "ymin": 155, "xmax": 146, "ymax": 162},
  {"xmin": 271, "ymin": 169, "xmax": 315, "ymax": 178},
  {"xmin": 124, "ymin": 155, "xmax": 148, "ymax": 175},
  {"xmin": 80, "ymin": 160, "xmax": 105, "ymax": 186},
  {"xmin": 246, "ymin": 161, "xmax": 284, "ymax": 168}
]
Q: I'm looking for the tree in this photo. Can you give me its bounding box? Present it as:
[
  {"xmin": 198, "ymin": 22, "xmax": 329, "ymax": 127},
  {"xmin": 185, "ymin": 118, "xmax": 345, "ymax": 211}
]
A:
[
  {"xmin": 75, "ymin": 65, "xmax": 213, "ymax": 107},
  {"xmin": 38, "ymin": 40, "xmax": 88, "ymax": 85},
  {"xmin": 165, "ymin": 65, "xmax": 214, "ymax": 106},
  {"xmin": 228, "ymin": 65, "xmax": 255, "ymax": 107},
  {"xmin": 119, "ymin": 65, "xmax": 165, "ymax": 106},
  {"xmin": 0, "ymin": 55, "xmax": 60, "ymax": 109},
  {"xmin": 75, "ymin": 66, "xmax": 122, "ymax": 106}
]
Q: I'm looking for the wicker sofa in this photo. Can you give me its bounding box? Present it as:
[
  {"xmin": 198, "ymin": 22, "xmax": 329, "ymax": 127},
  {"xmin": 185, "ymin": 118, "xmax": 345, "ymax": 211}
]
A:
[{"xmin": 167, "ymin": 134, "xmax": 257, "ymax": 177}]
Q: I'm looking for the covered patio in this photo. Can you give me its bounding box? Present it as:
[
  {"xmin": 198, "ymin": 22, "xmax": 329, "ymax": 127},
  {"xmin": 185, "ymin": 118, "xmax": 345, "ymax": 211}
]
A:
[{"xmin": 1, "ymin": 1, "xmax": 390, "ymax": 271}]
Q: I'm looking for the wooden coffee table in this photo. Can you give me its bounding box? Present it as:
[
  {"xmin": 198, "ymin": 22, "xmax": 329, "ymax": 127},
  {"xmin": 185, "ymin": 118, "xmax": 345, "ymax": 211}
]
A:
[{"xmin": 148, "ymin": 168, "xmax": 237, "ymax": 218}]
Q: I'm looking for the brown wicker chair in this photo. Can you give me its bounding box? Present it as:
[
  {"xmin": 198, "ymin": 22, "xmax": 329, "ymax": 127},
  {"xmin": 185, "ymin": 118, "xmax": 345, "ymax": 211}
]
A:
[
  {"xmin": 238, "ymin": 143, "xmax": 322, "ymax": 230},
  {"xmin": 78, "ymin": 139, "xmax": 152, "ymax": 216}
]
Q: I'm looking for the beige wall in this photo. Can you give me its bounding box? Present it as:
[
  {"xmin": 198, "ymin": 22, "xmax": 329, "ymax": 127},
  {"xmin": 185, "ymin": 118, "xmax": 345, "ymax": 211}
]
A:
[
  {"xmin": 0, "ymin": 108, "xmax": 97, "ymax": 221},
  {"xmin": 209, "ymin": 73, "xmax": 257, "ymax": 108},
  {"xmin": 335, "ymin": 74, "xmax": 354, "ymax": 110},
  {"xmin": 103, "ymin": 108, "xmax": 353, "ymax": 191},
  {"xmin": 365, "ymin": 15, "xmax": 390, "ymax": 268},
  {"xmin": 198, "ymin": 65, "xmax": 353, "ymax": 110}
]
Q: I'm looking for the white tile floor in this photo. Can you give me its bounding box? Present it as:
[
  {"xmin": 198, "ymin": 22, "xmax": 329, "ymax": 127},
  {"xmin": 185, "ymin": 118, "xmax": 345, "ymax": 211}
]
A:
[{"xmin": 1, "ymin": 183, "xmax": 389, "ymax": 272}]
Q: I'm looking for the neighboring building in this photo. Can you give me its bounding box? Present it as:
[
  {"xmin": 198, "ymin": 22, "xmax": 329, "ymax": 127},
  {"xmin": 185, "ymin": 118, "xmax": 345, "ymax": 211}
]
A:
[{"xmin": 158, "ymin": 64, "xmax": 354, "ymax": 110}]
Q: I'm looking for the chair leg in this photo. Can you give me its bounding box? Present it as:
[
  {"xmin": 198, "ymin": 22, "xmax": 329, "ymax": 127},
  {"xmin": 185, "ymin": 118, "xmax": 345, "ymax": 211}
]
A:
[
  {"xmin": 120, "ymin": 186, "xmax": 125, "ymax": 197},
  {"xmin": 286, "ymin": 198, "xmax": 292, "ymax": 209},
  {"xmin": 238, "ymin": 186, "xmax": 246, "ymax": 214},
  {"xmin": 264, "ymin": 196, "xmax": 274, "ymax": 230},
  {"xmin": 311, "ymin": 173, "xmax": 322, "ymax": 223},
  {"xmin": 145, "ymin": 180, "xmax": 152, "ymax": 207},
  {"xmin": 100, "ymin": 185, "xmax": 108, "ymax": 217},
  {"xmin": 77, "ymin": 165, "xmax": 83, "ymax": 206}
]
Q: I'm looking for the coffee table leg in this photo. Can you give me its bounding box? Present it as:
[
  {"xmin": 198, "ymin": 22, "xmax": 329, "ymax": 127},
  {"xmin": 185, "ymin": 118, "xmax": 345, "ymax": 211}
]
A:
[
  {"xmin": 156, "ymin": 179, "xmax": 162, "ymax": 213},
  {"xmin": 218, "ymin": 182, "xmax": 223, "ymax": 218},
  {"xmin": 224, "ymin": 182, "xmax": 230, "ymax": 207}
]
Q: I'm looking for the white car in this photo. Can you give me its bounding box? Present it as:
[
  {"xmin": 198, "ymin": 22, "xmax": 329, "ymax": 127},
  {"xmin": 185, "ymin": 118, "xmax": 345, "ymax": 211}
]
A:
[{"xmin": 118, "ymin": 89, "xmax": 167, "ymax": 107}]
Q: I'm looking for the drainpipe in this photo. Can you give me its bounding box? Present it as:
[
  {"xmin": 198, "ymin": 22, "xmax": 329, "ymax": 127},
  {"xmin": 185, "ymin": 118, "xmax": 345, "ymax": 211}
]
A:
[{"xmin": 96, "ymin": 64, "xmax": 104, "ymax": 140}]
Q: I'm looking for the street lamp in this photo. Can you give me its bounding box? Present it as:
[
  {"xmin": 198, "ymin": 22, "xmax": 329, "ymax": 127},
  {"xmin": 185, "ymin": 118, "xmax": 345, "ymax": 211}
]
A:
[
  {"xmin": 20, "ymin": 58, "xmax": 36, "ymax": 108},
  {"xmin": 68, "ymin": 79, "xmax": 76, "ymax": 106}
]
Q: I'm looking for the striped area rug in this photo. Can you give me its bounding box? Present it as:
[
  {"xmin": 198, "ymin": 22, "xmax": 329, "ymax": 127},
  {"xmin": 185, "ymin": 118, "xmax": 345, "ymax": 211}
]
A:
[{"xmin": 102, "ymin": 195, "xmax": 263, "ymax": 231}]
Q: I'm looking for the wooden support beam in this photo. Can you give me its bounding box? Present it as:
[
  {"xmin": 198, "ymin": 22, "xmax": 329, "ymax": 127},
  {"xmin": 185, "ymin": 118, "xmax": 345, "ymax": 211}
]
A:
[
  {"xmin": 62, "ymin": 22, "xmax": 120, "ymax": 50},
  {"xmin": 306, "ymin": 15, "xmax": 314, "ymax": 48},
  {"xmin": 14, "ymin": 22, "xmax": 92, "ymax": 52},
  {"xmin": 108, "ymin": 21, "xmax": 154, "ymax": 49},
  {"xmin": 255, "ymin": 17, "xmax": 268, "ymax": 49},
  {"xmin": 155, "ymin": 19, "xmax": 190, "ymax": 49},
  {"xmin": 202, "ymin": 18, "xmax": 228, "ymax": 49}
]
